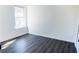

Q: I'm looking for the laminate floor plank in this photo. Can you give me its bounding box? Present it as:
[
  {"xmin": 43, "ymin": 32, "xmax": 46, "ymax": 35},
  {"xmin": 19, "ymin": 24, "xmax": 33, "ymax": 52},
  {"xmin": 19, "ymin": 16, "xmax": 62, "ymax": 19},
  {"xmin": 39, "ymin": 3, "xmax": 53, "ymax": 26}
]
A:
[{"xmin": 1, "ymin": 34, "xmax": 77, "ymax": 53}]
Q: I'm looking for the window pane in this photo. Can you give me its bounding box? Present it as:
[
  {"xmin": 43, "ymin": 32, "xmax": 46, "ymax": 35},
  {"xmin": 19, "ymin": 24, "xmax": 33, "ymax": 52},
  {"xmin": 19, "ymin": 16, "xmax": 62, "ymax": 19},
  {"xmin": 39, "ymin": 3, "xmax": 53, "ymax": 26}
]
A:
[
  {"xmin": 14, "ymin": 7, "xmax": 24, "ymax": 17},
  {"xmin": 14, "ymin": 6, "xmax": 26, "ymax": 29},
  {"xmin": 15, "ymin": 18, "xmax": 26, "ymax": 29}
]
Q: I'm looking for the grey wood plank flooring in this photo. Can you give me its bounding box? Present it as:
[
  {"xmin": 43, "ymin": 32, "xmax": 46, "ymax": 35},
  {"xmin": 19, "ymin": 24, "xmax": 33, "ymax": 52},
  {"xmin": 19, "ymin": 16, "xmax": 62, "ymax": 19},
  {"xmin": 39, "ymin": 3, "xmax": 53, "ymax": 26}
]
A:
[{"xmin": 1, "ymin": 34, "xmax": 77, "ymax": 53}]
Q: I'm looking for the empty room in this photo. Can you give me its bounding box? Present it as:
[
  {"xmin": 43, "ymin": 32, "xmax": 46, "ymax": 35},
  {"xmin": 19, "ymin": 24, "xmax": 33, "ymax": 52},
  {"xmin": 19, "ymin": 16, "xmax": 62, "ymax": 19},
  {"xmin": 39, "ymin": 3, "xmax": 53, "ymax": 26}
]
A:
[{"xmin": 0, "ymin": 5, "xmax": 79, "ymax": 53}]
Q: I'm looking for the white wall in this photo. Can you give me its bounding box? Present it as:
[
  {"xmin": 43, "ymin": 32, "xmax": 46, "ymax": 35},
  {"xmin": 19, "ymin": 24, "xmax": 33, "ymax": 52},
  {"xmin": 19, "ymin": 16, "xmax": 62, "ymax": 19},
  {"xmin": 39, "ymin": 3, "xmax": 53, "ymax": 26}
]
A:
[
  {"xmin": 27, "ymin": 5, "xmax": 78, "ymax": 42},
  {"xmin": 75, "ymin": 6, "xmax": 79, "ymax": 52},
  {"xmin": 0, "ymin": 5, "xmax": 28, "ymax": 42}
]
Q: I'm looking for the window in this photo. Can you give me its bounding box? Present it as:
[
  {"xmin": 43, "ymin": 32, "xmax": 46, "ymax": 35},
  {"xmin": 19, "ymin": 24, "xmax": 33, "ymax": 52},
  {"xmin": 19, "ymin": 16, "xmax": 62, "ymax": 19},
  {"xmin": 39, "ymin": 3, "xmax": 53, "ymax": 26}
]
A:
[{"xmin": 14, "ymin": 6, "xmax": 26, "ymax": 29}]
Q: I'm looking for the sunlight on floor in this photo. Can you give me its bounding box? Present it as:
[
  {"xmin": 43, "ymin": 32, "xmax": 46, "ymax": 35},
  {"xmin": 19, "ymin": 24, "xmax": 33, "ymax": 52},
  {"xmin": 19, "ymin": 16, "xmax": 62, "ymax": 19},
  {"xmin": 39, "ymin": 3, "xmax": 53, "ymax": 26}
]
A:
[{"xmin": 2, "ymin": 40, "xmax": 16, "ymax": 49}]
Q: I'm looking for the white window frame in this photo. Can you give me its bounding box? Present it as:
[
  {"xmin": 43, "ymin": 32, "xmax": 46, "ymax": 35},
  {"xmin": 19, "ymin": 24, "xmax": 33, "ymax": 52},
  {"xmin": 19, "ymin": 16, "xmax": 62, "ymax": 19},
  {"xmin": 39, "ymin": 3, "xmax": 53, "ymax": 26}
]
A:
[{"xmin": 14, "ymin": 6, "xmax": 26, "ymax": 29}]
